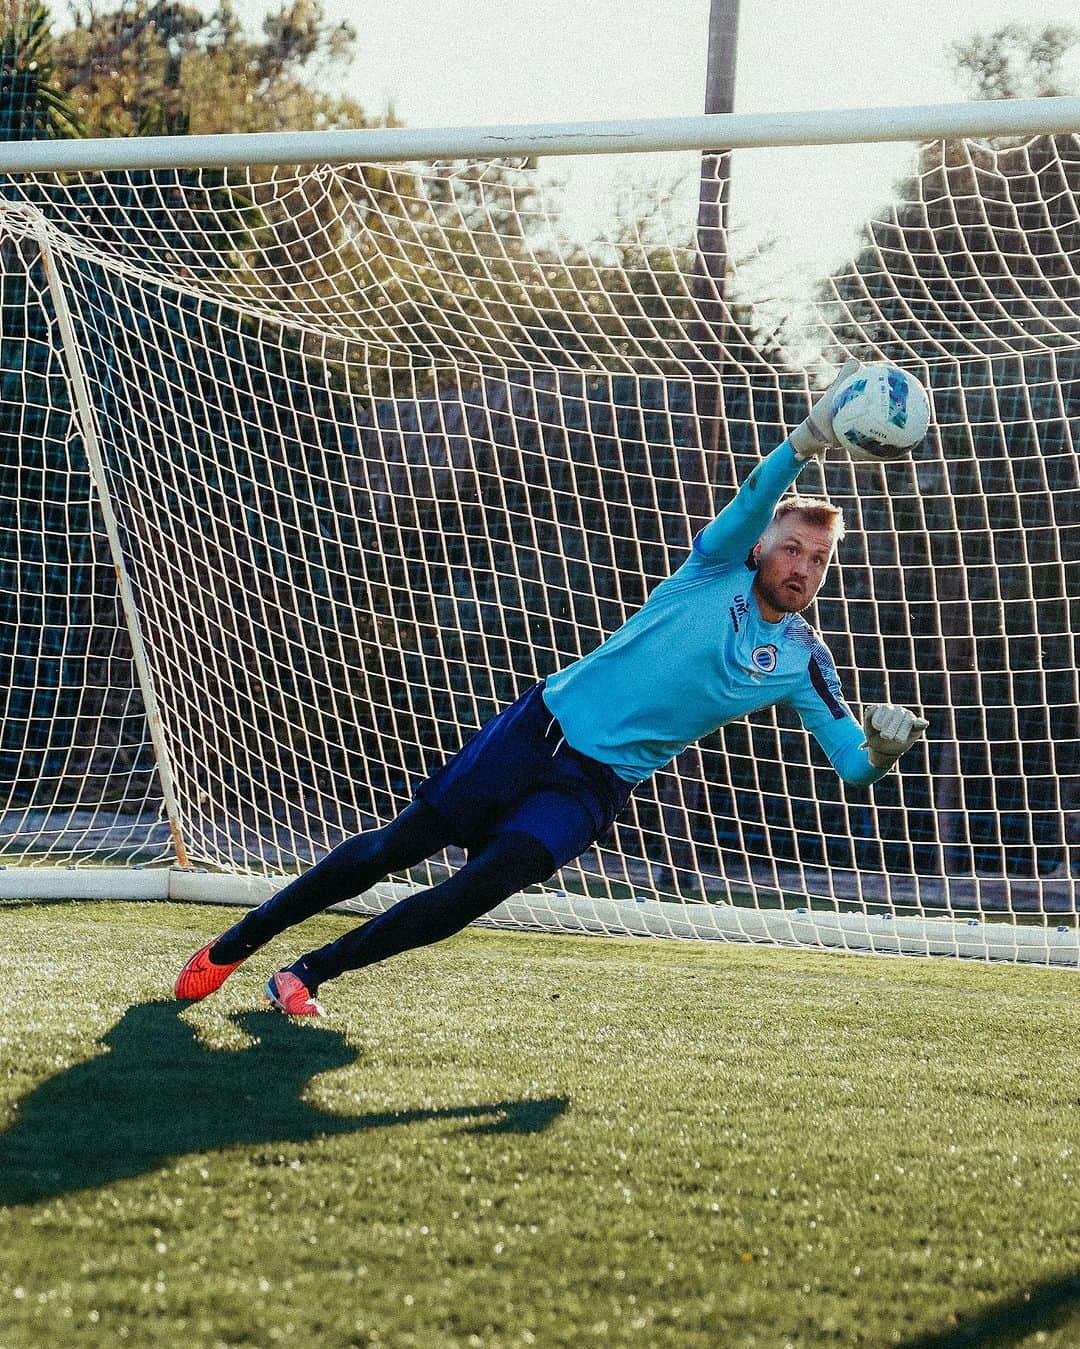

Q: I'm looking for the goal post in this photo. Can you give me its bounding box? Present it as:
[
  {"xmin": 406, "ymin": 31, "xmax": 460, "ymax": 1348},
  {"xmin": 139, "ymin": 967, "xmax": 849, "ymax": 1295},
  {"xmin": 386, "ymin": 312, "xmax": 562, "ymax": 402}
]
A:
[
  {"xmin": 0, "ymin": 100, "xmax": 1076, "ymax": 966},
  {"xmin": 35, "ymin": 219, "xmax": 191, "ymax": 870}
]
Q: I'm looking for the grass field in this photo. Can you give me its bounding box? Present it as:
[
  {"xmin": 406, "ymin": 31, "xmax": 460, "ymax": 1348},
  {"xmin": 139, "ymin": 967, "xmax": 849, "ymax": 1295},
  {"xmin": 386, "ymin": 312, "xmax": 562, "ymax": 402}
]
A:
[{"xmin": 1, "ymin": 899, "xmax": 1078, "ymax": 1349}]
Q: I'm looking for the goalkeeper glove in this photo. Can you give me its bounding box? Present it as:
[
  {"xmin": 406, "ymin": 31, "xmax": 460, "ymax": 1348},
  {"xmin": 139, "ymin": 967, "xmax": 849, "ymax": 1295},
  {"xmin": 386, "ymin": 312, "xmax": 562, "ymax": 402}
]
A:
[
  {"xmin": 862, "ymin": 703, "xmax": 929, "ymax": 770},
  {"xmin": 789, "ymin": 357, "xmax": 862, "ymax": 462}
]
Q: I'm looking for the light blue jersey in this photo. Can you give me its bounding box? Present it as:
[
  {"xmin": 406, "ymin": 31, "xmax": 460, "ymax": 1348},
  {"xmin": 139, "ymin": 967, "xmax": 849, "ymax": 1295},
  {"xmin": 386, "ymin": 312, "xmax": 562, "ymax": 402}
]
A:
[{"xmin": 543, "ymin": 440, "xmax": 885, "ymax": 787}]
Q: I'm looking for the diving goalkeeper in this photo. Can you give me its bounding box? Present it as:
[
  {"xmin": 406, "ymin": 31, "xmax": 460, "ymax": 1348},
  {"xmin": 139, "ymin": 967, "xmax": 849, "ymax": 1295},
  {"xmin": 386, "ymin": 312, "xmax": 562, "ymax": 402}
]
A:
[{"xmin": 176, "ymin": 362, "xmax": 929, "ymax": 1016}]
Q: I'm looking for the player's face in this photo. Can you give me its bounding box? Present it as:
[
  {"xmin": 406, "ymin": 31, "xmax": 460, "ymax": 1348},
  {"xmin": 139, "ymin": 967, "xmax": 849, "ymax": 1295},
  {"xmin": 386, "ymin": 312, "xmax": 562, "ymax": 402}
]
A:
[{"xmin": 752, "ymin": 519, "xmax": 836, "ymax": 622}]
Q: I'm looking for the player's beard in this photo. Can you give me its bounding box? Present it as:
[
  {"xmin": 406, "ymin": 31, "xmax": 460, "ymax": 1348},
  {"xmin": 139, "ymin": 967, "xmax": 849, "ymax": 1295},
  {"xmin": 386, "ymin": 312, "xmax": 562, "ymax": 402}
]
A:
[{"xmin": 754, "ymin": 574, "xmax": 811, "ymax": 616}]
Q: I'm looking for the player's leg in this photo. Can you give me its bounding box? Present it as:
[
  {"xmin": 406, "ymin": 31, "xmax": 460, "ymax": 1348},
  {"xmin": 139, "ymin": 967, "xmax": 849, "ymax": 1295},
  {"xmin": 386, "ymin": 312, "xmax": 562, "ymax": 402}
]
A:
[
  {"xmin": 266, "ymin": 743, "xmax": 635, "ymax": 1012},
  {"xmin": 265, "ymin": 830, "xmax": 556, "ymax": 1013},
  {"xmin": 175, "ymin": 800, "xmax": 455, "ymax": 1000},
  {"xmin": 176, "ymin": 683, "xmax": 554, "ymax": 1003},
  {"xmin": 247, "ymin": 682, "xmax": 554, "ymax": 962}
]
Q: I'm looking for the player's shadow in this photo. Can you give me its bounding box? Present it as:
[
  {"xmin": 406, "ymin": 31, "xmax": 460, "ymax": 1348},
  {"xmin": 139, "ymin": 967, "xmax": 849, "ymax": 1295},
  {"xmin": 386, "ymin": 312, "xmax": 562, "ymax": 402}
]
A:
[{"xmin": 0, "ymin": 999, "xmax": 568, "ymax": 1208}]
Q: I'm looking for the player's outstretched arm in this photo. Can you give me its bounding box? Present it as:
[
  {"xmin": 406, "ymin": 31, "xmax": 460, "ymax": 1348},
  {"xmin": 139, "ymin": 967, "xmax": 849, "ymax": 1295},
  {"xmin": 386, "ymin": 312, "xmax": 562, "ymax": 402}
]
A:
[
  {"xmin": 786, "ymin": 651, "xmax": 927, "ymax": 787},
  {"xmin": 861, "ymin": 703, "xmax": 929, "ymax": 771},
  {"xmin": 694, "ymin": 360, "xmax": 861, "ymax": 563},
  {"xmin": 798, "ymin": 701, "xmax": 928, "ymax": 787}
]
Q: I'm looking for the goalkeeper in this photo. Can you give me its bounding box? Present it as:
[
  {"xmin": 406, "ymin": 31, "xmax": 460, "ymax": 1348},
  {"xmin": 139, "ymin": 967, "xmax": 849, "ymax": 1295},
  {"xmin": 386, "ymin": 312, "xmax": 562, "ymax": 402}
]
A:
[{"xmin": 176, "ymin": 362, "xmax": 929, "ymax": 1016}]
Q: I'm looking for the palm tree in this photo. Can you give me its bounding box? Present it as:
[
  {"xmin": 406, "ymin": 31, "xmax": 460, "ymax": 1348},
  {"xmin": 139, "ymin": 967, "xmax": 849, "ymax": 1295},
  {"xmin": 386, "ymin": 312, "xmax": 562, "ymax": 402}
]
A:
[
  {"xmin": 0, "ymin": 0, "xmax": 83, "ymax": 140},
  {"xmin": 0, "ymin": 0, "xmax": 88, "ymax": 816}
]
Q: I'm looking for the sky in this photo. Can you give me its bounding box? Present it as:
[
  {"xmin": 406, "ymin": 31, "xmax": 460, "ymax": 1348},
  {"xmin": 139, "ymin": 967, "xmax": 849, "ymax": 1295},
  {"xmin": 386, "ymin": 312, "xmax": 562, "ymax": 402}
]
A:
[
  {"xmin": 340, "ymin": 0, "xmax": 1077, "ymax": 127},
  {"xmin": 239, "ymin": 0, "xmax": 1080, "ymax": 302}
]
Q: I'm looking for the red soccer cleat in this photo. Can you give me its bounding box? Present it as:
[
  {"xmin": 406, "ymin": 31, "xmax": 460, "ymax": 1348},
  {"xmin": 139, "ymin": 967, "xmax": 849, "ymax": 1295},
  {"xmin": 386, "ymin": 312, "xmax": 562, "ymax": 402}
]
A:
[
  {"xmin": 174, "ymin": 940, "xmax": 245, "ymax": 1001},
  {"xmin": 264, "ymin": 970, "xmax": 325, "ymax": 1018}
]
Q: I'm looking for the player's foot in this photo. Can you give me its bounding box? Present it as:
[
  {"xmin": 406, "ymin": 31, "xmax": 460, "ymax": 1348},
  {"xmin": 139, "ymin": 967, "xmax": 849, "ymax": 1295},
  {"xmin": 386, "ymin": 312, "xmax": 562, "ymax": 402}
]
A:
[
  {"xmin": 174, "ymin": 940, "xmax": 245, "ymax": 1001},
  {"xmin": 264, "ymin": 970, "xmax": 325, "ymax": 1018}
]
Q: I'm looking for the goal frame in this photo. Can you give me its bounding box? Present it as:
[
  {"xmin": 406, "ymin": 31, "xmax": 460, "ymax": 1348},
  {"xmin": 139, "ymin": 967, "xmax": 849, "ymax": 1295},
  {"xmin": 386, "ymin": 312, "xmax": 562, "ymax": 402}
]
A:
[{"xmin": 1, "ymin": 96, "xmax": 1076, "ymax": 966}]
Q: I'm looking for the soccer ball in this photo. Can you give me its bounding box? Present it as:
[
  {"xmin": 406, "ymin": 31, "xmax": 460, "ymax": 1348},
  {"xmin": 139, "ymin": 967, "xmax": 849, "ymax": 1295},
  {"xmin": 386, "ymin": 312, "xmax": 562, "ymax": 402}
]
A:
[{"xmin": 829, "ymin": 363, "xmax": 931, "ymax": 462}]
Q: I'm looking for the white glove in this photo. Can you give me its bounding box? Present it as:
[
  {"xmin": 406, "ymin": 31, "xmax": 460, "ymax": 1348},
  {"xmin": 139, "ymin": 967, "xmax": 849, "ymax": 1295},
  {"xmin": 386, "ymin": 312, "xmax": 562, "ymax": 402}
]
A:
[
  {"xmin": 862, "ymin": 703, "xmax": 929, "ymax": 770},
  {"xmin": 789, "ymin": 358, "xmax": 862, "ymax": 461}
]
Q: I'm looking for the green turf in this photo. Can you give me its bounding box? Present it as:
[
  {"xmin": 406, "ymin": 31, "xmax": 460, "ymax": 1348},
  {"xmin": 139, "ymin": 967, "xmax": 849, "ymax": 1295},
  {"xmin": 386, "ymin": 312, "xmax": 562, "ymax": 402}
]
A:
[{"xmin": 1, "ymin": 900, "xmax": 1078, "ymax": 1348}]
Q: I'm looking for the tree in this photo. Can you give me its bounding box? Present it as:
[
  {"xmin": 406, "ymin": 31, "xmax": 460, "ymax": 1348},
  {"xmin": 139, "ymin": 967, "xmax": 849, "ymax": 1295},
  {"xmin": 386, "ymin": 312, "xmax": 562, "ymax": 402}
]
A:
[
  {"xmin": 0, "ymin": 0, "xmax": 83, "ymax": 138},
  {"xmin": 0, "ymin": 1, "xmax": 99, "ymax": 811},
  {"xmin": 0, "ymin": 0, "xmax": 806, "ymax": 866},
  {"xmin": 949, "ymin": 23, "xmax": 1080, "ymax": 102},
  {"xmin": 53, "ymin": 0, "xmax": 366, "ymax": 138},
  {"xmin": 813, "ymin": 27, "xmax": 1080, "ymax": 888}
]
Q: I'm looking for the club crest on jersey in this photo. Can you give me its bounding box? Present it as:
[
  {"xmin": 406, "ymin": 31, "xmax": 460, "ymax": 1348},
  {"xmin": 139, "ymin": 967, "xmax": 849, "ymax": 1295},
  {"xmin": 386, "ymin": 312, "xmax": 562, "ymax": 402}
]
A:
[{"xmin": 751, "ymin": 644, "xmax": 778, "ymax": 674}]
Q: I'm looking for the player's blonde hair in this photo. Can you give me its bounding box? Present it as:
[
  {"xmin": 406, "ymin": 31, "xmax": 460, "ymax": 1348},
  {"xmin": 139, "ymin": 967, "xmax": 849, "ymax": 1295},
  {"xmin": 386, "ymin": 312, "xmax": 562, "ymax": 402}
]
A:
[{"xmin": 767, "ymin": 495, "xmax": 845, "ymax": 545}]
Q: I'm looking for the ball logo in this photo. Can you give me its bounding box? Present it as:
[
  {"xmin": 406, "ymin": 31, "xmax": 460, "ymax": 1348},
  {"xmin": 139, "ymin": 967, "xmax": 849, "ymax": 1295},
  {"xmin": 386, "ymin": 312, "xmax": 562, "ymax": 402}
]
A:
[{"xmin": 751, "ymin": 644, "xmax": 778, "ymax": 674}]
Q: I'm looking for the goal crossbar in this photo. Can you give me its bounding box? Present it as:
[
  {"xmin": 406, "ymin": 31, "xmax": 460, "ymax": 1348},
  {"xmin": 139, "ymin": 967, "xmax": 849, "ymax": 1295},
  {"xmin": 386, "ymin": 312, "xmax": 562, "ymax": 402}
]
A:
[{"xmin": 0, "ymin": 96, "xmax": 1079, "ymax": 173}]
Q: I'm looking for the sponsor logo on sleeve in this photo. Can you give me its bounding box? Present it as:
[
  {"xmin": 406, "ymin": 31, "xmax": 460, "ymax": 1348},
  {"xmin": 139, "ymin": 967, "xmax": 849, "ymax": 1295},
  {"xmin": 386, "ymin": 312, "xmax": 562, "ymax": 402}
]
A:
[{"xmin": 729, "ymin": 592, "xmax": 751, "ymax": 632}]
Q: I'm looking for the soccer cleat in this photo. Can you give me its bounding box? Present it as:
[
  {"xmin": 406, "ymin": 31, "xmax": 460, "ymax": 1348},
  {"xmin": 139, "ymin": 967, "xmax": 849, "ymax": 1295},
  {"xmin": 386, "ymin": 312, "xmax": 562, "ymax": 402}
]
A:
[
  {"xmin": 264, "ymin": 970, "xmax": 325, "ymax": 1018},
  {"xmin": 174, "ymin": 940, "xmax": 245, "ymax": 1001}
]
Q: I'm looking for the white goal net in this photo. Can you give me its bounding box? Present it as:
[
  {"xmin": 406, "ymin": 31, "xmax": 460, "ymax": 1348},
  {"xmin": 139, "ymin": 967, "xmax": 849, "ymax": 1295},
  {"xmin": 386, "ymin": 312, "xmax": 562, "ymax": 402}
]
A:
[{"xmin": 0, "ymin": 122, "xmax": 1076, "ymax": 963}]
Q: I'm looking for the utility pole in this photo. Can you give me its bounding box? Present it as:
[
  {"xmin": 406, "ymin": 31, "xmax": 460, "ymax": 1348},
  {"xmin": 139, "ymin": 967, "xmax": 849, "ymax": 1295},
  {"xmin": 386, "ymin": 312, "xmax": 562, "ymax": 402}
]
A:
[
  {"xmin": 693, "ymin": 0, "xmax": 740, "ymax": 459},
  {"xmin": 697, "ymin": 0, "xmax": 740, "ymax": 270},
  {"xmin": 658, "ymin": 0, "xmax": 741, "ymax": 892}
]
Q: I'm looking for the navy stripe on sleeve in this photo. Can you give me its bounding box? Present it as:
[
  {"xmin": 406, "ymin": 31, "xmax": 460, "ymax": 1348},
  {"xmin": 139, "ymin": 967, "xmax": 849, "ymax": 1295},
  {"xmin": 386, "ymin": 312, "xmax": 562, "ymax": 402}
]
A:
[{"xmin": 808, "ymin": 654, "xmax": 846, "ymax": 721}]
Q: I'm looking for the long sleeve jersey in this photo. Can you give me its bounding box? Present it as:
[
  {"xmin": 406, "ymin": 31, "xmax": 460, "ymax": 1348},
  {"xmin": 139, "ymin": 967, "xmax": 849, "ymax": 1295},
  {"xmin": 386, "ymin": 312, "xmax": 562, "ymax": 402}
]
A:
[{"xmin": 542, "ymin": 440, "xmax": 886, "ymax": 787}]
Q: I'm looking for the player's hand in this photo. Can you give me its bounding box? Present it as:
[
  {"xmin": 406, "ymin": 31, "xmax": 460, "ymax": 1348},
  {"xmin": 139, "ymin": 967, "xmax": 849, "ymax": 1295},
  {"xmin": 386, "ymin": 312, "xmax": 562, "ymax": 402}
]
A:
[
  {"xmin": 789, "ymin": 357, "xmax": 862, "ymax": 461},
  {"xmin": 862, "ymin": 703, "xmax": 929, "ymax": 769}
]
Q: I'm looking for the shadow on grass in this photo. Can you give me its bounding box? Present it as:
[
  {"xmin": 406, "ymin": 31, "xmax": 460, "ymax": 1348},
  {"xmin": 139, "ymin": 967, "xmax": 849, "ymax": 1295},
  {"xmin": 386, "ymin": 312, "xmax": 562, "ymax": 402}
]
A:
[
  {"xmin": 0, "ymin": 999, "xmax": 568, "ymax": 1207},
  {"xmin": 899, "ymin": 1272, "xmax": 1080, "ymax": 1347}
]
